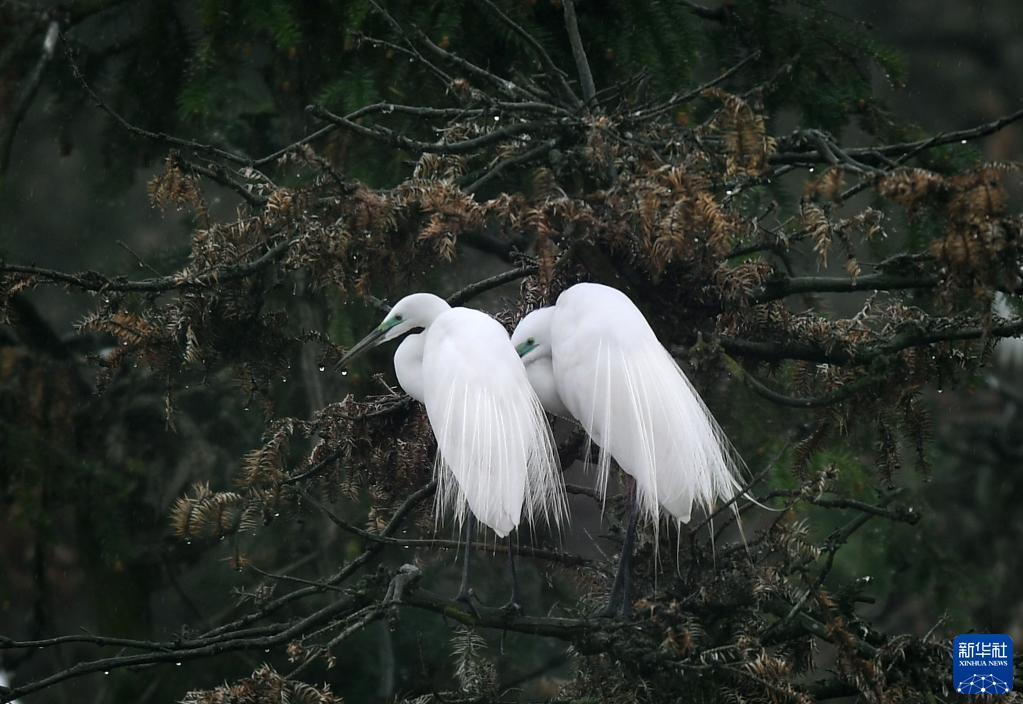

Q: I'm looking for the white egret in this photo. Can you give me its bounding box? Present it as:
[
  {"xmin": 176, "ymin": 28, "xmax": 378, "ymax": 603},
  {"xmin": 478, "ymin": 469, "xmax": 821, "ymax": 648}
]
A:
[
  {"xmin": 512, "ymin": 282, "xmax": 744, "ymax": 615},
  {"xmin": 338, "ymin": 293, "xmax": 567, "ymax": 609}
]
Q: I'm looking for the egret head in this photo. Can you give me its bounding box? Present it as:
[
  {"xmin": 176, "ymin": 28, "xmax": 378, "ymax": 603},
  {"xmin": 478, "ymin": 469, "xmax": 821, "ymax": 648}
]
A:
[
  {"xmin": 512, "ymin": 307, "xmax": 555, "ymax": 363},
  {"xmin": 337, "ymin": 293, "xmax": 449, "ymax": 368}
]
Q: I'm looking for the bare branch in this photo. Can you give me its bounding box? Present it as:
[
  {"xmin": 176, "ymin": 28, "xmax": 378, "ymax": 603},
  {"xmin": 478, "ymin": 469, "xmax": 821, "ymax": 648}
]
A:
[
  {"xmin": 300, "ymin": 489, "xmax": 589, "ymax": 567},
  {"xmin": 730, "ymin": 365, "xmax": 880, "ymax": 408},
  {"xmin": 627, "ymin": 51, "xmax": 760, "ymax": 123},
  {"xmin": 754, "ymin": 271, "xmax": 939, "ymax": 303},
  {"xmin": 462, "ymin": 138, "xmax": 559, "ymax": 194},
  {"xmin": 474, "ymin": 0, "xmax": 582, "ymax": 108},
  {"xmin": 770, "ymin": 105, "xmax": 1023, "ymax": 168},
  {"xmin": 561, "ymin": 0, "xmax": 597, "ymax": 105},
  {"xmin": 720, "ymin": 317, "xmax": 1023, "ymax": 365},
  {"xmin": 446, "ymin": 265, "xmax": 538, "ymax": 306},
  {"xmin": 307, "ymin": 104, "xmax": 566, "ymax": 155},
  {"xmin": 1, "ymin": 235, "xmax": 301, "ymax": 293}
]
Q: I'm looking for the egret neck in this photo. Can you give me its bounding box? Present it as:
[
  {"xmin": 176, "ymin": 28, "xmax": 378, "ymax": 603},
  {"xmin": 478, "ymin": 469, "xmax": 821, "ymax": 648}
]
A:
[
  {"xmin": 513, "ymin": 307, "xmax": 570, "ymax": 418},
  {"xmin": 394, "ymin": 334, "xmax": 426, "ymax": 403}
]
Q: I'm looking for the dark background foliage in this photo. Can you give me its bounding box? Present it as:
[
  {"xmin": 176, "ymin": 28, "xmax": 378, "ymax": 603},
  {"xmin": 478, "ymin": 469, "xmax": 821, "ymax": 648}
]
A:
[{"xmin": 1, "ymin": 1, "xmax": 1022, "ymax": 702}]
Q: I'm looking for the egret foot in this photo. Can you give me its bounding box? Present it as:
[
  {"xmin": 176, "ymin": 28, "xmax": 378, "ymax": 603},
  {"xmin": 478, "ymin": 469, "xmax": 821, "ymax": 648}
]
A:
[
  {"xmin": 500, "ymin": 598, "xmax": 524, "ymax": 618},
  {"xmin": 454, "ymin": 587, "xmax": 483, "ymax": 620},
  {"xmin": 452, "ymin": 516, "xmax": 482, "ymax": 619}
]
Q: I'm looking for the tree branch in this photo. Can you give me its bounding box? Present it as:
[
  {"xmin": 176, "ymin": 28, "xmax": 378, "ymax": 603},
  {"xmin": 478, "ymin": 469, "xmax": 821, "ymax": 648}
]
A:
[
  {"xmin": 0, "ymin": 591, "xmax": 371, "ymax": 701},
  {"xmin": 720, "ymin": 317, "xmax": 1023, "ymax": 365},
  {"xmin": 300, "ymin": 489, "xmax": 589, "ymax": 567},
  {"xmin": 627, "ymin": 52, "xmax": 759, "ymax": 123},
  {"xmin": 474, "ymin": 0, "xmax": 582, "ymax": 108},
  {"xmin": 401, "ymin": 586, "xmax": 607, "ymax": 640},
  {"xmin": 462, "ymin": 138, "xmax": 559, "ymax": 194},
  {"xmin": 561, "ymin": 0, "xmax": 596, "ymax": 105},
  {"xmin": 754, "ymin": 272, "xmax": 938, "ymax": 303},
  {"xmin": 1, "ymin": 234, "xmax": 301, "ymax": 293},
  {"xmin": 724, "ymin": 357, "xmax": 882, "ymax": 409},
  {"xmin": 769, "ymin": 106, "xmax": 1023, "ymax": 168},
  {"xmin": 307, "ymin": 105, "xmax": 564, "ymax": 155},
  {"xmin": 446, "ymin": 265, "xmax": 538, "ymax": 306}
]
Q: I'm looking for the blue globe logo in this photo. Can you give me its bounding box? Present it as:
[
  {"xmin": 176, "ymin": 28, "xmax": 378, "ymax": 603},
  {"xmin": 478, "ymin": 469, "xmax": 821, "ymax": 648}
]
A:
[{"xmin": 957, "ymin": 673, "xmax": 1011, "ymax": 695}]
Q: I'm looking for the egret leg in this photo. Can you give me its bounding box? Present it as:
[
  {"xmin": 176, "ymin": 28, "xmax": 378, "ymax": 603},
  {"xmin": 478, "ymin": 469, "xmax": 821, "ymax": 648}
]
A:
[
  {"xmin": 454, "ymin": 515, "xmax": 480, "ymax": 618},
  {"xmin": 619, "ymin": 494, "xmax": 640, "ymax": 619},
  {"xmin": 501, "ymin": 534, "xmax": 523, "ymax": 616},
  {"xmin": 602, "ymin": 476, "xmax": 638, "ymax": 618}
]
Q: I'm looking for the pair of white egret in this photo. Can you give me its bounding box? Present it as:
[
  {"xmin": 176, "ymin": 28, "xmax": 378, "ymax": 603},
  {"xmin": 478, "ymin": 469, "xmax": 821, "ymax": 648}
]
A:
[{"xmin": 338, "ymin": 283, "xmax": 743, "ymax": 616}]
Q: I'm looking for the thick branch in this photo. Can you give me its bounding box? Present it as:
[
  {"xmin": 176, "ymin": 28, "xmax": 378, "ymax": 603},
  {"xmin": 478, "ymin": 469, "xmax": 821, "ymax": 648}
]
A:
[
  {"xmin": 446, "ymin": 265, "xmax": 538, "ymax": 306},
  {"xmin": 754, "ymin": 272, "xmax": 938, "ymax": 303},
  {"xmin": 561, "ymin": 0, "xmax": 596, "ymax": 105}
]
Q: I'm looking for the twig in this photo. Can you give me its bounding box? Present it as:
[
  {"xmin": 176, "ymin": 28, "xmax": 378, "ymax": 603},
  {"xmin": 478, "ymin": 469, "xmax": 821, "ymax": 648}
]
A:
[
  {"xmin": 725, "ymin": 357, "xmax": 880, "ymax": 409},
  {"xmin": 409, "ymin": 28, "xmax": 539, "ymax": 103},
  {"xmin": 363, "ymin": 1, "xmax": 457, "ymax": 89},
  {"xmin": 197, "ymin": 481, "xmax": 436, "ymax": 642},
  {"xmin": 115, "ymin": 240, "xmax": 162, "ymax": 277},
  {"xmin": 1, "ymin": 591, "xmax": 373, "ymax": 701},
  {"xmin": 64, "ymin": 41, "xmax": 254, "ymax": 168},
  {"xmin": 279, "ymin": 449, "xmax": 342, "ymax": 486},
  {"xmin": 248, "ymin": 565, "xmax": 349, "ymax": 594},
  {"xmin": 179, "ymin": 157, "xmax": 267, "ymax": 207},
  {"xmin": 475, "ymin": 0, "xmax": 581, "ymax": 108},
  {"xmin": 627, "ymin": 52, "xmax": 760, "ymax": 123},
  {"xmin": 402, "ymin": 588, "xmax": 608, "ymax": 639},
  {"xmin": 308, "ymin": 105, "xmax": 562, "ymax": 155},
  {"xmin": 300, "ymin": 489, "xmax": 589, "ymax": 566},
  {"xmin": 462, "ymin": 139, "xmax": 558, "ymax": 194}
]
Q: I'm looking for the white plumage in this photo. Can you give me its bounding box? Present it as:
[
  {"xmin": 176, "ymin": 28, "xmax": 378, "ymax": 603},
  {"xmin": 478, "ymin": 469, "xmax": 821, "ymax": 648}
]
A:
[
  {"xmin": 341, "ymin": 293, "xmax": 566, "ymax": 539},
  {"xmin": 512, "ymin": 283, "xmax": 743, "ymax": 530}
]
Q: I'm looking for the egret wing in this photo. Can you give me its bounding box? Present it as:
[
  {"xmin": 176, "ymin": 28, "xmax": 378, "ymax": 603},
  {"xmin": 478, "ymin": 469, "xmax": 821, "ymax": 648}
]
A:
[
  {"xmin": 423, "ymin": 308, "xmax": 566, "ymax": 538},
  {"xmin": 553, "ymin": 284, "xmax": 742, "ymax": 528}
]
